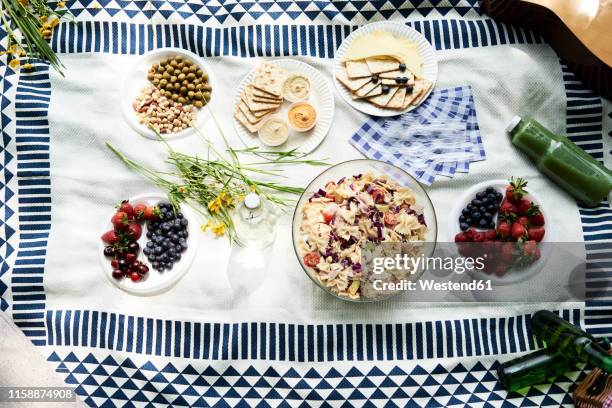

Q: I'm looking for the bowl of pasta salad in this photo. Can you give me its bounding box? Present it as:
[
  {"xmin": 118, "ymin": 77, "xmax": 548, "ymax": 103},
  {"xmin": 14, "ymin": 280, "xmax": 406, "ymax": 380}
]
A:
[{"xmin": 292, "ymin": 159, "xmax": 437, "ymax": 301}]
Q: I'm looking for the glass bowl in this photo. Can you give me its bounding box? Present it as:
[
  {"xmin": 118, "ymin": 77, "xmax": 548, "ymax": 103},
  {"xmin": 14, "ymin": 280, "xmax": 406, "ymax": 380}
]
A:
[{"xmin": 292, "ymin": 159, "xmax": 437, "ymax": 302}]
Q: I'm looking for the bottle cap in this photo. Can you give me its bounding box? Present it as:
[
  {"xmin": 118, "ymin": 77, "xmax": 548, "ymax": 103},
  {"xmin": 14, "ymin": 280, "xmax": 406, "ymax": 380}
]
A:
[
  {"xmin": 244, "ymin": 193, "xmax": 261, "ymax": 210},
  {"xmin": 505, "ymin": 115, "xmax": 522, "ymax": 134}
]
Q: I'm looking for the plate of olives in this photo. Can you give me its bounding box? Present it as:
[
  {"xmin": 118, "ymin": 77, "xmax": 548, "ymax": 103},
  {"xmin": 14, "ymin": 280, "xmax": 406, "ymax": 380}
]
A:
[{"xmin": 121, "ymin": 48, "xmax": 216, "ymax": 139}]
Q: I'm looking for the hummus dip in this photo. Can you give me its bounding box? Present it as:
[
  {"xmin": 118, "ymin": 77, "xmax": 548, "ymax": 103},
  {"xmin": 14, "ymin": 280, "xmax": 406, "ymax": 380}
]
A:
[
  {"xmin": 258, "ymin": 117, "xmax": 289, "ymax": 146},
  {"xmin": 288, "ymin": 102, "xmax": 317, "ymax": 132},
  {"xmin": 282, "ymin": 74, "xmax": 310, "ymax": 102}
]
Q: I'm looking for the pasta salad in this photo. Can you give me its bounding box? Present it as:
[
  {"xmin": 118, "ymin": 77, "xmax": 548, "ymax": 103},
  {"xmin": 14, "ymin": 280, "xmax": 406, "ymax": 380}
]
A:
[{"xmin": 298, "ymin": 172, "xmax": 428, "ymax": 300}]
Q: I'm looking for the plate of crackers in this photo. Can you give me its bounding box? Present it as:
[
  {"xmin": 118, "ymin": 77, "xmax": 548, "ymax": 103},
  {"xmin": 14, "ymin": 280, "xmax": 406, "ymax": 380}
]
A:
[
  {"xmin": 334, "ymin": 22, "xmax": 437, "ymax": 117},
  {"xmin": 233, "ymin": 59, "xmax": 334, "ymax": 156}
]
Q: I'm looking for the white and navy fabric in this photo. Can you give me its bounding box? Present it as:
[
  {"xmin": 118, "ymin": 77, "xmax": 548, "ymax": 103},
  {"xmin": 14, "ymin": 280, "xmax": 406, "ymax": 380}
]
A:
[{"xmin": 0, "ymin": 1, "xmax": 611, "ymax": 407}]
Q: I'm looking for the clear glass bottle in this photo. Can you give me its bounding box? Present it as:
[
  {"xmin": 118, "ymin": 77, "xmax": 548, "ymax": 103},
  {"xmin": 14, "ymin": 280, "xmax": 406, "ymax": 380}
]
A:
[{"xmin": 233, "ymin": 193, "xmax": 277, "ymax": 249}]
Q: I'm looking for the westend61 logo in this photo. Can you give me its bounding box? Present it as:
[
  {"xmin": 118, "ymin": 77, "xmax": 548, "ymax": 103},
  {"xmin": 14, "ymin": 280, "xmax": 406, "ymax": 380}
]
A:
[{"xmin": 370, "ymin": 253, "xmax": 491, "ymax": 293}]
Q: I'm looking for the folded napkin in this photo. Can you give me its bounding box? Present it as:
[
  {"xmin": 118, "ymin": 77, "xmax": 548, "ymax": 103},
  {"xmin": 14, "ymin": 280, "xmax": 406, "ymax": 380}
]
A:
[{"xmin": 349, "ymin": 86, "xmax": 484, "ymax": 185}]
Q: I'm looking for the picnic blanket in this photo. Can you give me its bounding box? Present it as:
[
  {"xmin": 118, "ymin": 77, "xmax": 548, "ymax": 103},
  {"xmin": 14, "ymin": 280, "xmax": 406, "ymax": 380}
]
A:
[{"xmin": 1, "ymin": 1, "xmax": 611, "ymax": 407}]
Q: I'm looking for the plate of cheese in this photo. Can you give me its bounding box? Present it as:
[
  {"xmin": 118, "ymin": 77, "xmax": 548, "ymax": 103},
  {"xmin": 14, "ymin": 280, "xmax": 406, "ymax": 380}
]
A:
[
  {"xmin": 233, "ymin": 59, "xmax": 334, "ymax": 156},
  {"xmin": 334, "ymin": 22, "xmax": 438, "ymax": 117}
]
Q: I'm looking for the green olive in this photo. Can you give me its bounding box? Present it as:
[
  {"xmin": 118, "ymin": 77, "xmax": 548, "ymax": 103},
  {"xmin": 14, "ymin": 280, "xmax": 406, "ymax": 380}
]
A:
[
  {"xmin": 181, "ymin": 66, "xmax": 188, "ymax": 74},
  {"xmin": 178, "ymin": 73, "xmax": 186, "ymax": 81},
  {"xmin": 195, "ymin": 83, "xmax": 203, "ymax": 91},
  {"xmin": 173, "ymin": 83, "xmax": 180, "ymax": 90},
  {"xmin": 162, "ymin": 71, "xmax": 170, "ymax": 79},
  {"xmin": 196, "ymin": 69, "xmax": 203, "ymax": 76},
  {"xmin": 175, "ymin": 55, "xmax": 182, "ymax": 62},
  {"xmin": 187, "ymin": 73, "xmax": 195, "ymax": 81},
  {"xmin": 178, "ymin": 97, "xmax": 186, "ymax": 104},
  {"xmin": 180, "ymin": 86, "xmax": 187, "ymax": 95},
  {"xmin": 203, "ymin": 92, "xmax": 211, "ymax": 101},
  {"xmin": 160, "ymin": 78, "xmax": 168, "ymax": 86},
  {"xmin": 188, "ymin": 65, "xmax": 197, "ymax": 73},
  {"xmin": 194, "ymin": 92, "xmax": 203, "ymax": 101},
  {"xmin": 202, "ymin": 73, "xmax": 209, "ymax": 81},
  {"xmin": 170, "ymin": 59, "xmax": 178, "ymax": 67},
  {"xmin": 147, "ymin": 73, "xmax": 154, "ymax": 80},
  {"xmin": 165, "ymin": 91, "xmax": 172, "ymax": 98},
  {"xmin": 160, "ymin": 59, "xmax": 168, "ymax": 66},
  {"xmin": 172, "ymin": 94, "xmax": 179, "ymax": 102},
  {"xmin": 178, "ymin": 62, "xmax": 185, "ymax": 69},
  {"xmin": 187, "ymin": 91, "xmax": 195, "ymax": 98},
  {"xmin": 170, "ymin": 76, "xmax": 177, "ymax": 83},
  {"xmin": 194, "ymin": 100, "xmax": 203, "ymax": 108},
  {"xmin": 203, "ymin": 83, "xmax": 212, "ymax": 91},
  {"xmin": 152, "ymin": 78, "xmax": 160, "ymax": 85}
]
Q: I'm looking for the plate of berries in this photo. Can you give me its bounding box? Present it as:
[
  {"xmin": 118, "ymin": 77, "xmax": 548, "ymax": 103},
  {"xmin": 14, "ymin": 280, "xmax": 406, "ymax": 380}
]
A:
[
  {"xmin": 449, "ymin": 178, "xmax": 551, "ymax": 284},
  {"xmin": 99, "ymin": 193, "xmax": 199, "ymax": 295}
]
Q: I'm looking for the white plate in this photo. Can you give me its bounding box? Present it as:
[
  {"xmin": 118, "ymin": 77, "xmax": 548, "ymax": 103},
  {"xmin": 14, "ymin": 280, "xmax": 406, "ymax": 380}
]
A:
[
  {"xmin": 98, "ymin": 193, "xmax": 199, "ymax": 296},
  {"xmin": 333, "ymin": 21, "xmax": 438, "ymax": 117},
  {"xmin": 448, "ymin": 180, "xmax": 553, "ymax": 285},
  {"xmin": 121, "ymin": 48, "xmax": 217, "ymax": 140},
  {"xmin": 233, "ymin": 59, "xmax": 335, "ymax": 156}
]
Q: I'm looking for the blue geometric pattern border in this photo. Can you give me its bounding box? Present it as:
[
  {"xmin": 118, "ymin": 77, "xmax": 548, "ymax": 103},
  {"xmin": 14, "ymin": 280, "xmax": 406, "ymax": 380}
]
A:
[{"xmin": 47, "ymin": 350, "xmax": 583, "ymax": 407}]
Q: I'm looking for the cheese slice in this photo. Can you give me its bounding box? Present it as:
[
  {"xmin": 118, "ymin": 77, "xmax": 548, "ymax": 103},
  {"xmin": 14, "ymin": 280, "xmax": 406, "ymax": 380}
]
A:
[{"xmin": 342, "ymin": 30, "xmax": 423, "ymax": 78}]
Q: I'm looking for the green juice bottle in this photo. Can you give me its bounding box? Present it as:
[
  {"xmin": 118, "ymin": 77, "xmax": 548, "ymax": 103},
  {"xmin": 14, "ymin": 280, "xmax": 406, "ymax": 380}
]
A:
[
  {"xmin": 506, "ymin": 116, "xmax": 612, "ymax": 207},
  {"xmin": 497, "ymin": 347, "xmax": 578, "ymax": 392},
  {"xmin": 530, "ymin": 310, "xmax": 612, "ymax": 373}
]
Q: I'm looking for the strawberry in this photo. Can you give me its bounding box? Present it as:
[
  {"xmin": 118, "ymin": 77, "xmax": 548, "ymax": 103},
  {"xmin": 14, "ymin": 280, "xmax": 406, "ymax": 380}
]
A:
[
  {"xmin": 117, "ymin": 200, "xmax": 135, "ymax": 220},
  {"xmin": 517, "ymin": 216, "xmax": 529, "ymax": 227},
  {"xmin": 484, "ymin": 229, "xmax": 497, "ymax": 241},
  {"xmin": 111, "ymin": 211, "xmax": 129, "ymax": 230},
  {"xmin": 472, "ymin": 231, "xmax": 485, "ymax": 242},
  {"xmin": 127, "ymin": 222, "xmax": 142, "ymax": 240},
  {"xmin": 500, "ymin": 242, "xmax": 516, "ymax": 264},
  {"xmin": 522, "ymin": 240, "xmax": 541, "ymax": 261},
  {"xmin": 143, "ymin": 206, "xmax": 161, "ymax": 221},
  {"xmin": 133, "ymin": 203, "xmax": 147, "ymax": 220},
  {"xmin": 505, "ymin": 177, "xmax": 528, "ymax": 203},
  {"xmin": 101, "ymin": 230, "xmax": 119, "ymax": 244},
  {"xmin": 527, "ymin": 226, "xmax": 545, "ymax": 242},
  {"xmin": 527, "ymin": 203, "xmax": 545, "ymax": 226},
  {"xmin": 517, "ymin": 198, "xmax": 532, "ymax": 215},
  {"xmin": 510, "ymin": 222, "xmax": 527, "ymax": 241},
  {"xmin": 497, "ymin": 220, "xmax": 512, "ymax": 238},
  {"xmin": 454, "ymin": 232, "xmax": 471, "ymax": 243},
  {"xmin": 499, "ymin": 199, "xmax": 518, "ymax": 215}
]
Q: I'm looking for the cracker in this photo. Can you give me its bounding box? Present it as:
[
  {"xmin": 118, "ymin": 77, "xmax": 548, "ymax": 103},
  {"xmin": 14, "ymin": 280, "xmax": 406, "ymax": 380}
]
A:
[
  {"xmin": 345, "ymin": 60, "xmax": 371, "ymax": 78},
  {"xmin": 407, "ymin": 78, "xmax": 432, "ymax": 106},
  {"xmin": 368, "ymin": 86, "xmax": 399, "ymax": 107},
  {"xmin": 234, "ymin": 109, "xmax": 260, "ymax": 133},
  {"xmin": 241, "ymin": 93, "xmax": 281, "ymax": 112},
  {"xmin": 238, "ymin": 101, "xmax": 271, "ymax": 123},
  {"xmin": 386, "ymin": 86, "xmax": 407, "ymax": 109},
  {"xmin": 246, "ymin": 85, "xmax": 283, "ymax": 104},
  {"xmin": 380, "ymin": 70, "xmax": 414, "ymax": 81},
  {"xmin": 354, "ymin": 80, "xmax": 379, "ymax": 98},
  {"xmin": 336, "ymin": 71, "xmax": 372, "ymax": 92},
  {"xmin": 365, "ymin": 58, "xmax": 400, "ymax": 74},
  {"xmin": 251, "ymin": 62, "xmax": 288, "ymax": 97},
  {"xmin": 247, "ymin": 85, "xmax": 283, "ymax": 102},
  {"xmin": 353, "ymin": 84, "xmax": 382, "ymax": 99}
]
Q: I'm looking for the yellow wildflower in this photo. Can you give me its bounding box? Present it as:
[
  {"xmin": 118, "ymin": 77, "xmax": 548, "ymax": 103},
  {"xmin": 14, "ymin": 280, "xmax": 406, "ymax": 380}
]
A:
[
  {"xmin": 39, "ymin": 15, "xmax": 48, "ymax": 23},
  {"xmin": 58, "ymin": 1, "xmax": 66, "ymax": 6},
  {"xmin": 211, "ymin": 223, "xmax": 225, "ymax": 237},
  {"xmin": 207, "ymin": 197, "xmax": 222, "ymax": 214},
  {"xmin": 219, "ymin": 192, "xmax": 233, "ymax": 206},
  {"xmin": 9, "ymin": 59, "xmax": 20, "ymax": 69},
  {"xmin": 249, "ymin": 185, "xmax": 257, "ymax": 192},
  {"xmin": 49, "ymin": 15, "xmax": 60, "ymax": 27},
  {"xmin": 178, "ymin": 186, "xmax": 187, "ymax": 194},
  {"xmin": 200, "ymin": 220, "xmax": 212, "ymax": 232},
  {"xmin": 23, "ymin": 63, "xmax": 33, "ymax": 70},
  {"xmin": 18, "ymin": 0, "xmax": 28, "ymax": 6},
  {"xmin": 8, "ymin": 44, "xmax": 19, "ymax": 54}
]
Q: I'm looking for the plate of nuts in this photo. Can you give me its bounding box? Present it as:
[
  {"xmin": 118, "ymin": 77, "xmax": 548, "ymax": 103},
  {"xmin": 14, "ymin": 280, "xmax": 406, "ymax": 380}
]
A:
[{"xmin": 121, "ymin": 48, "xmax": 215, "ymax": 139}]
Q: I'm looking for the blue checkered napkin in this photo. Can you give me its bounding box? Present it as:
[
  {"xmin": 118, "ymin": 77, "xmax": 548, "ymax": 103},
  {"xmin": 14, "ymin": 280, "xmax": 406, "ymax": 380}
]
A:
[{"xmin": 349, "ymin": 86, "xmax": 484, "ymax": 185}]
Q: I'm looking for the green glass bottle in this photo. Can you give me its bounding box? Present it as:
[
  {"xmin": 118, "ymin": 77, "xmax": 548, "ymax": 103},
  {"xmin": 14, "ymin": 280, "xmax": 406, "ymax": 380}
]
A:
[
  {"xmin": 497, "ymin": 347, "xmax": 578, "ymax": 391},
  {"xmin": 506, "ymin": 116, "xmax": 612, "ymax": 207},
  {"xmin": 530, "ymin": 310, "xmax": 612, "ymax": 373}
]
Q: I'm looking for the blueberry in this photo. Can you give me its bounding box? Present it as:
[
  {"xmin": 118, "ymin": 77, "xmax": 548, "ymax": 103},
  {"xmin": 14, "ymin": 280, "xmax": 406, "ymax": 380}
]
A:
[
  {"xmin": 181, "ymin": 243, "xmax": 188, "ymax": 251},
  {"xmin": 486, "ymin": 187, "xmax": 496, "ymax": 194},
  {"xmin": 487, "ymin": 204, "xmax": 496, "ymax": 212},
  {"xmin": 496, "ymin": 192, "xmax": 503, "ymax": 201},
  {"xmin": 489, "ymin": 221, "xmax": 495, "ymax": 228},
  {"xmin": 471, "ymin": 212, "xmax": 481, "ymax": 221},
  {"xmin": 465, "ymin": 218, "xmax": 472, "ymax": 225},
  {"xmin": 399, "ymin": 63, "xmax": 406, "ymax": 71},
  {"xmin": 176, "ymin": 212, "xmax": 184, "ymax": 219},
  {"xmin": 467, "ymin": 204, "xmax": 474, "ymax": 211},
  {"xmin": 459, "ymin": 215, "xmax": 466, "ymax": 223},
  {"xmin": 162, "ymin": 223, "xmax": 171, "ymax": 233},
  {"xmin": 406, "ymin": 85, "xmax": 414, "ymax": 93},
  {"xmin": 182, "ymin": 230, "xmax": 189, "ymax": 238},
  {"xmin": 146, "ymin": 241, "xmax": 154, "ymax": 248},
  {"xmin": 143, "ymin": 248, "xmax": 151, "ymax": 256},
  {"xmin": 479, "ymin": 206, "xmax": 487, "ymax": 213},
  {"xmin": 152, "ymin": 261, "xmax": 159, "ymax": 269},
  {"xmin": 479, "ymin": 218, "xmax": 489, "ymax": 228},
  {"xmin": 395, "ymin": 76, "xmax": 402, "ymax": 84},
  {"xmin": 483, "ymin": 212, "xmax": 493, "ymax": 221},
  {"xmin": 146, "ymin": 231, "xmax": 153, "ymax": 239},
  {"xmin": 487, "ymin": 193, "xmax": 497, "ymax": 200},
  {"xmin": 462, "ymin": 208, "xmax": 470, "ymax": 216},
  {"xmin": 371, "ymin": 74, "xmax": 379, "ymax": 83},
  {"xmin": 476, "ymin": 192, "xmax": 485, "ymax": 200},
  {"xmin": 154, "ymin": 246, "xmax": 162, "ymax": 255},
  {"xmin": 460, "ymin": 222, "xmax": 469, "ymax": 231},
  {"xmin": 472, "ymin": 199, "xmax": 482, "ymax": 207},
  {"xmin": 382, "ymin": 85, "xmax": 391, "ymax": 94},
  {"xmin": 482, "ymin": 198, "xmax": 489, "ymax": 206},
  {"xmin": 180, "ymin": 219, "xmax": 188, "ymax": 227}
]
